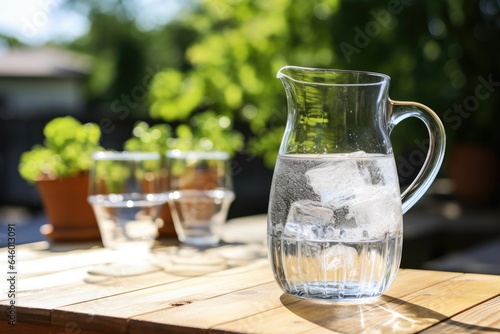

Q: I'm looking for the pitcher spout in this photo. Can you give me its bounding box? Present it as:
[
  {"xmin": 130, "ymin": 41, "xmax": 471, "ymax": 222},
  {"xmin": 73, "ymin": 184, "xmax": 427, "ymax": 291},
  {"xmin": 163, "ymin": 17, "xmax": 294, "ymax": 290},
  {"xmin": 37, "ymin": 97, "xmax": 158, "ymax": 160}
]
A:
[
  {"xmin": 276, "ymin": 66, "xmax": 294, "ymax": 80},
  {"xmin": 276, "ymin": 66, "xmax": 313, "ymax": 85}
]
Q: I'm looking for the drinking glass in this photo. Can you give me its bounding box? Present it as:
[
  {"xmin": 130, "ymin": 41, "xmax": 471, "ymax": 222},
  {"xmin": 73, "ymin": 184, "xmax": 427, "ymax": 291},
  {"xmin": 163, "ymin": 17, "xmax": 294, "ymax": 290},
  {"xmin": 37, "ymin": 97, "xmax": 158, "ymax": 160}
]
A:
[
  {"xmin": 166, "ymin": 150, "xmax": 235, "ymax": 246},
  {"xmin": 87, "ymin": 151, "xmax": 168, "ymax": 276}
]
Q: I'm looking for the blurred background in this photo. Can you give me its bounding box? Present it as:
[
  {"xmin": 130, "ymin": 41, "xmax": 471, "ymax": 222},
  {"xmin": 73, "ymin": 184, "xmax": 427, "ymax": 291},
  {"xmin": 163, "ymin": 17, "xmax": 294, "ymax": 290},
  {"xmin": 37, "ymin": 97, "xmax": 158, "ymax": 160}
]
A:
[{"xmin": 0, "ymin": 0, "xmax": 499, "ymax": 272}]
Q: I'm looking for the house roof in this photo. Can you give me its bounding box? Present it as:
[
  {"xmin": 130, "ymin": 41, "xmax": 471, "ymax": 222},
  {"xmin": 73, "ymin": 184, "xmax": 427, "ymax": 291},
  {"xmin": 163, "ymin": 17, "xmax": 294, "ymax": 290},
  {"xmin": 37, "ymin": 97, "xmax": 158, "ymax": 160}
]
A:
[{"xmin": 0, "ymin": 46, "xmax": 91, "ymax": 79}]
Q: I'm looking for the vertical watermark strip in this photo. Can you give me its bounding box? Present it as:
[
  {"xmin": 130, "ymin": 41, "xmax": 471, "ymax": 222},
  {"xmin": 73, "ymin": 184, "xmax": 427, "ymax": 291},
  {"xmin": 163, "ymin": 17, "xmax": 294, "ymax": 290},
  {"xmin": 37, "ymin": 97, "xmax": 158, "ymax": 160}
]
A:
[{"xmin": 6, "ymin": 224, "xmax": 17, "ymax": 326}]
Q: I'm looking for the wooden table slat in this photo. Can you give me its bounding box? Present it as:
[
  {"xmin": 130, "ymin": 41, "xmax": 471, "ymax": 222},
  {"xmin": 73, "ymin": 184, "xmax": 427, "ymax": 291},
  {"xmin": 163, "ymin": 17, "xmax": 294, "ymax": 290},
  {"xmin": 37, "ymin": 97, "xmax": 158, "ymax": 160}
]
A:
[
  {"xmin": 210, "ymin": 271, "xmax": 500, "ymax": 334},
  {"xmin": 1, "ymin": 243, "xmax": 115, "ymax": 280},
  {"xmin": 127, "ymin": 269, "xmax": 460, "ymax": 334},
  {"xmin": 1, "ymin": 235, "xmax": 500, "ymax": 334},
  {"xmin": 51, "ymin": 259, "xmax": 273, "ymax": 333},
  {"xmin": 300, "ymin": 272, "xmax": 500, "ymax": 334},
  {"xmin": 419, "ymin": 295, "xmax": 500, "ymax": 333},
  {"xmin": 128, "ymin": 281, "xmax": 290, "ymax": 334}
]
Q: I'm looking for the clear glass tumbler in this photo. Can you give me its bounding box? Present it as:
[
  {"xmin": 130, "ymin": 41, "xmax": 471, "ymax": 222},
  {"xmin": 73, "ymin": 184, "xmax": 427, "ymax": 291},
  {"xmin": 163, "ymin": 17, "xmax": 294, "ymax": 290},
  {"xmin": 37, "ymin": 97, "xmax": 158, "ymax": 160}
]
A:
[
  {"xmin": 166, "ymin": 150, "xmax": 235, "ymax": 246},
  {"xmin": 88, "ymin": 151, "xmax": 167, "ymax": 264}
]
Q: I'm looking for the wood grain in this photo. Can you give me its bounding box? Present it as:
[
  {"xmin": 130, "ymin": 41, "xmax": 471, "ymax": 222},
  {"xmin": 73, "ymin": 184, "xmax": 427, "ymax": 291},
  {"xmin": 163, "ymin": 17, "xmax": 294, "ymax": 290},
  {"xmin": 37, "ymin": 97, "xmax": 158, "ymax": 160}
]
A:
[
  {"xmin": 51, "ymin": 259, "xmax": 273, "ymax": 333},
  {"xmin": 0, "ymin": 320, "xmax": 105, "ymax": 334},
  {"xmin": 1, "ymin": 239, "xmax": 500, "ymax": 334},
  {"xmin": 209, "ymin": 270, "xmax": 491, "ymax": 334},
  {"xmin": 298, "ymin": 272, "xmax": 500, "ymax": 334},
  {"xmin": 419, "ymin": 295, "xmax": 500, "ymax": 333},
  {"xmin": 128, "ymin": 281, "xmax": 290, "ymax": 334}
]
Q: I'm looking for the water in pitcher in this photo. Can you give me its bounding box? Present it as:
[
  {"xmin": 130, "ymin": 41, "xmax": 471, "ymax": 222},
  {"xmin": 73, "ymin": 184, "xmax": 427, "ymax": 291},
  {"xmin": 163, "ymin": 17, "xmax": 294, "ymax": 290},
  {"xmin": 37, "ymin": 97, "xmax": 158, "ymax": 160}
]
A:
[{"xmin": 268, "ymin": 151, "xmax": 403, "ymax": 300}]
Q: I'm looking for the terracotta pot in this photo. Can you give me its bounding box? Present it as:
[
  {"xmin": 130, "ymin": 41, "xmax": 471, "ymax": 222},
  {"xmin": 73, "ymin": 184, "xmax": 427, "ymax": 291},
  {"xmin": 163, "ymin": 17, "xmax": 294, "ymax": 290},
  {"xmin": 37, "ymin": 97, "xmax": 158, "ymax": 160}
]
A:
[
  {"xmin": 170, "ymin": 169, "xmax": 218, "ymax": 227},
  {"xmin": 158, "ymin": 204, "xmax": 177, "ymax": 237},
  {"xmin": 37, "ymin": 173, "xmax": 101, "ymax": 241},
  {"xmin": 185, "ymin": 168, "xmax": 219, "ymax": 220},
  {"xmin": 157, "ymin": 169, "xmax": 219, "ymax": 238},
  {"xmin": 449, "ymin": 144, "xmax": 499, "ymax": 203},
  {"xmin": 141, "ymin": 173, "xmax": 177, "ymax": 238},
  {"xmin": 164, "ymin": 168, "xmax": 221, "ymax": 237}
]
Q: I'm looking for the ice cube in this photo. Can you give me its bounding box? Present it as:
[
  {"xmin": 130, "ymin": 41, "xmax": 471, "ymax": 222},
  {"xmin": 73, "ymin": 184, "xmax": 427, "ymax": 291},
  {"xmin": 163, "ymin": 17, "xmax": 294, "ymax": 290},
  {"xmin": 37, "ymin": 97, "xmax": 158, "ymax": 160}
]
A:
[
  {"xmin": 283, "ymin": 200, "xmax": 334, "ymax": 240},
  {"xmin": 322, "ymin": 244, "xmax": 358, "ymax": 270},
  {"xmin": 376, "ymin": 156, "xmax": 399, "ymax": 186},
  {"xmin": 358, "ymin": 155, "xmax": 399, "ymax": 187},
  {"xmin": 358, "ymin": 159, "xmax": 384, "ymax": 185},
  {"xmin": 305, "ymin": 160, "xmax": 366, "ymax": 208},
  {"xmin": 329, "ymin": 206, "xmax": 357, "ymax": 239},
  {"xmin": 345, "ymin": 188, "xmax": 402, "ymax": 239}
]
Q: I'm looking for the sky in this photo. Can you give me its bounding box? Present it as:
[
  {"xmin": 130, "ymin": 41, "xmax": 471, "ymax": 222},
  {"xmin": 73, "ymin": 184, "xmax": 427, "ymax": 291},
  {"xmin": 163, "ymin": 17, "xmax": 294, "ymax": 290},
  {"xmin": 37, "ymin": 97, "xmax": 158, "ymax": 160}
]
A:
[{"xmin": 0, "ymin": 0, "xmax": 182, "ymax": 46}]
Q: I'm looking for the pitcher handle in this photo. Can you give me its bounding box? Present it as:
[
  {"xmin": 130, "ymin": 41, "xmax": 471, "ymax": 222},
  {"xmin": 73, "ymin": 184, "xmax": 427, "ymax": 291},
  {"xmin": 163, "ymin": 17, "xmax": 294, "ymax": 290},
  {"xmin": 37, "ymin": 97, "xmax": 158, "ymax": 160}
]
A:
[{"xmin": 388, "ymin": 100, "xmax": 446, "ymax": 214}]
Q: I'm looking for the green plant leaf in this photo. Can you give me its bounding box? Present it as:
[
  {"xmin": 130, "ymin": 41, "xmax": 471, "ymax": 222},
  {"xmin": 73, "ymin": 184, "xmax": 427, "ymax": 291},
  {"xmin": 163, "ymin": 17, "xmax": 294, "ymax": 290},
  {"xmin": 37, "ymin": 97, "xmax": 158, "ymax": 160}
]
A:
[{"xmin": 18, "ymin": 116, "xmax": 102, "ymax": 182}]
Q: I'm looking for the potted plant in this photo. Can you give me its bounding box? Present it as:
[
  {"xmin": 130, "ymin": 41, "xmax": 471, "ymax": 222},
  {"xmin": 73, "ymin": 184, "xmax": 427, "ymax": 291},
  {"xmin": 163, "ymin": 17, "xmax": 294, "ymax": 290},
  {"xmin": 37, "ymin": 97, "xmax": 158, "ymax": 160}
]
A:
[
  {"xmin": 124, "ymin": 111, "xmax": 243, "ymax": 237},
  {"xmin": 18, "ymin": 116, "xmax": 103, "ymax": 241}
]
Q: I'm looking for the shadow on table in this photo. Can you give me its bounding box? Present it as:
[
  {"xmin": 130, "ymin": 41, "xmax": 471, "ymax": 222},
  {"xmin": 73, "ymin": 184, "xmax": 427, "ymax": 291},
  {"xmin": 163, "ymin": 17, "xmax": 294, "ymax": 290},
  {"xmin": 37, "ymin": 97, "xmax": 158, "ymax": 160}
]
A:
[
  {"xmin": 149, "ymin": 242, "xmax": 268, "ymax": 278},
  {"xmin": 280, "ymin": 294, "xmax": 500, "ymax": 333},
  {"xmin": 38, "ymin": 241, "xmax": 104, "ymax": 252}
]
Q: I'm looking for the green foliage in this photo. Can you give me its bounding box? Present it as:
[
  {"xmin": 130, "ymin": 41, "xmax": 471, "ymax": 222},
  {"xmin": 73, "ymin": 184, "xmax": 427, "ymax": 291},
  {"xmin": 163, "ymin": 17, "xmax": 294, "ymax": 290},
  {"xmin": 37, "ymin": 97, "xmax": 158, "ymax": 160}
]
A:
[
  {"xmin": 248, "ymin": 126, "xmax": 285, "ymax": 168},
  {"xmin": 67, "ymin": 1, "xmax": 199, "ymax": 110},
  {"xmin": 18, "ymin": 116, "xmax": 102, "ymax": 182},
  {"xmin": 124, "ymin": 121, "xmax": 173, "ymax": 156},
  {"xmin": 148, "ymin": 0, "xmax": 344, "ymax": 166},
  {"xmin": 62, "ymin": 0, "xmax": 500, "ymax": 167},
  {"xmin": 145, "ymin": 0, "xmax": 500, "ymax": 166},
  {"xmin": 95, "ymin": 159, "xmax": 131, "ymax": 194},
  {"xmin": 181, "ymin": 111, "xmax": 244, "ymax": 155},
  {"xmin": 124, "ymin": 111, "xmax": 244, "ymax": 158},
  {"xmin": 149, "ymin": 70, "xmax": 206, "ymax": 121}
]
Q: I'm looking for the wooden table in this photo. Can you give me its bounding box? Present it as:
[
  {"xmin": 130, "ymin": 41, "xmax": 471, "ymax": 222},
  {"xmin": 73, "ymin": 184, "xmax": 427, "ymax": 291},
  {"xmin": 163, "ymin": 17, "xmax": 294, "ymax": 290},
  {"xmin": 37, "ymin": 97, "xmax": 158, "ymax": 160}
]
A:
[{"xmin": 1, "ymin": 221, "xmax": 500, "ymax": 334}]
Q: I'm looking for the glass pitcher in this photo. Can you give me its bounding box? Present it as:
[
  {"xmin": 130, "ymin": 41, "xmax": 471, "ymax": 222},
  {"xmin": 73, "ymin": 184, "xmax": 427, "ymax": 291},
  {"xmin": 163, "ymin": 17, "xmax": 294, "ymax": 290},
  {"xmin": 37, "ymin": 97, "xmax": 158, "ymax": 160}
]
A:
[{"xmin": 268, "ymin": 66, "xmax": 446, "ymax": 301}]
